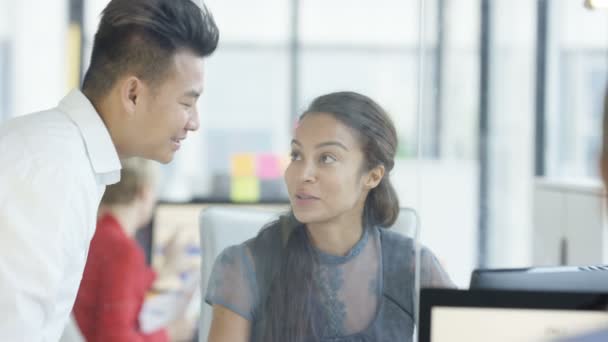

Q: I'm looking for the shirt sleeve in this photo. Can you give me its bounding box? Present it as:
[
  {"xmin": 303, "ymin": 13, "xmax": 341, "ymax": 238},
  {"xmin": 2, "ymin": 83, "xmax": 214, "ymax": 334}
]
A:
[
  {"xmin": 94, "ymin": 247, "xmax": 168, "ymax": 342},
  {"xmin": 419, "ymin": 246, "xmax": 456, "ymax": 288},
  {"xmin": 0, "ymin": 158, "xmax": 91, "ymax": 341},
  {"xmin": 204, "ymin": 245, "xmax": 257, "ymax": 321}
]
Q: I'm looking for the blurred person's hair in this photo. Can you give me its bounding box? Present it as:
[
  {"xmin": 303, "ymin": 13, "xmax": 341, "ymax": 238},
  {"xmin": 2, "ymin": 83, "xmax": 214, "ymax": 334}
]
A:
[
  {"xmin": 82, "ymin": 0, "xmax": 219, "ymax": 100},
  {"xmin": 101, "ymin": 158, "xmax": 159, "ymax": 205}
]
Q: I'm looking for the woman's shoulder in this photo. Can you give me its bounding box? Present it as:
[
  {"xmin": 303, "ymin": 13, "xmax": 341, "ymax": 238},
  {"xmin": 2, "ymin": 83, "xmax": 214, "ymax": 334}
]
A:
[
  {"xmin": 214, "ymin": 220, "xmax": 284, "ymax": 263},
  {"xmin": 90, "ymin": 219, "xmax": 138, "ymax": 258},
  {"xmin": 249, "ymin": 219, "xmax": 286, "ymax": 244},
  {"xmin": 378, "ymin": 228, "xmax": 440, "ymax": 262},
  {"xmin": 377, "ymin": 227, "xmax": 415, "ymax": 248},
  {"xmin": 377, "ymin": 227, "xmax": 418, "ymax": 268}
]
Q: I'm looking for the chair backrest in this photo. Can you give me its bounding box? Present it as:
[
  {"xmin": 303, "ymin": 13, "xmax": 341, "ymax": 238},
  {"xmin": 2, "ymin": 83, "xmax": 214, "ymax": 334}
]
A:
[
  {"xmin": 199, "ymin": 206, "xmax": 284, "ymax": 341},
  {"xmin": 198, "ymin": 206, "xmax": 418, "ymax": 341},
  {"xmin": 391, "ymin": 207, "xmax": 419, "ymax": 239}
]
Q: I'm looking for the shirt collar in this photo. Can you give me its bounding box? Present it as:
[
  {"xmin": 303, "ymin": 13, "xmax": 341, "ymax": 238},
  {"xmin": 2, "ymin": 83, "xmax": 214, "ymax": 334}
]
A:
[{"xmin": 58, "ymin": 89, "xmax": 122, "ymax": 185}]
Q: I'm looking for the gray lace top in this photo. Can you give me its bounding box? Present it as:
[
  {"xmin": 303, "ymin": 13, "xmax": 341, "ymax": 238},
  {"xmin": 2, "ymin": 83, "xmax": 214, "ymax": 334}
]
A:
[{"xmin": 205, "ymin": 224, "xmax": 454, "ymax": 341}]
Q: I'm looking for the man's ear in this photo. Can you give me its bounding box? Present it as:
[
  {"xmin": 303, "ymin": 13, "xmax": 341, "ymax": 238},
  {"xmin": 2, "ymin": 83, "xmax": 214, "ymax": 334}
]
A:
[
  {"xmin": 135, "ymin": 185, "xmax": 146, "ymax": 201},
  {"xmin": 364, "ymin": 164, "xmax": 385, "ymax": 190},
  {"xmin": 120, "ymin": 76, "xmax": 142, "ymax": 118}
]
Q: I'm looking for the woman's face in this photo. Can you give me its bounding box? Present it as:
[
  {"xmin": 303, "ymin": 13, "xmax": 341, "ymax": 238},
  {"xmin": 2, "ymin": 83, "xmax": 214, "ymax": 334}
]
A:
[{"xmin": 285, "ymin": 112, "xmax": 381, "ymax": 226}]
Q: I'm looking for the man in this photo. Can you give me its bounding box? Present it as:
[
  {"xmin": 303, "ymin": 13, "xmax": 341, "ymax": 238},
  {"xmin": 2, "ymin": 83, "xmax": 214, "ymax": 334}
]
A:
[{"xmin": 0, "ymin": 0, "xmax": 218, "ymax": 340}]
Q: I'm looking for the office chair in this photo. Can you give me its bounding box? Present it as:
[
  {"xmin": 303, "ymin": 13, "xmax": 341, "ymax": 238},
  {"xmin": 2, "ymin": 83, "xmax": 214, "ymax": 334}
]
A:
[
  {"xmin": 198, "ymin": 206, "xmax": 418, "ymax": 341},
  {"xmin": 199, "ymin": 206, "xmax": 284, "ymax": 341}
]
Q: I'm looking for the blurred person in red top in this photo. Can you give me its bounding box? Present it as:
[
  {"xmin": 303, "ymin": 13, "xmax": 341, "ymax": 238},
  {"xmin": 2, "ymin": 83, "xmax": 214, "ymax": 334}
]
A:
[{"xmin": 73, "ymin": 158, "xmax": 167, "ymax": 341}]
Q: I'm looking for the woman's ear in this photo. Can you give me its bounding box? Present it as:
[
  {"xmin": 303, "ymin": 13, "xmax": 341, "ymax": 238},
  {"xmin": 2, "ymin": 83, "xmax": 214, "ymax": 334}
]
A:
[{"xmin": 364, "ymin": 164, "xmax": 385, "ymax": 190}]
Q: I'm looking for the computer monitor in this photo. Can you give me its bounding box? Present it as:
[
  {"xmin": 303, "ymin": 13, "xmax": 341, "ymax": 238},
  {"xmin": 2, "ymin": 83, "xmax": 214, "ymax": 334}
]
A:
[
  {"xmin": 469, "ymin": 265, "xmax": 608, "ymax": 292},
  {"xmin": 419, "ymin": 288, "xmax": 608, "ymax": 342}
]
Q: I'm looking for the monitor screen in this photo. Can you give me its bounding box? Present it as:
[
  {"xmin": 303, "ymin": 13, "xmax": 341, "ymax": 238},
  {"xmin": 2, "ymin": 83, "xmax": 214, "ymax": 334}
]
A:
[
  {"xmin": 431, "ymin": 306, "xmax": 608, "ymax": 342},
  {"xmin": 419, "ymin": 289, "xmax": 608, "ymax": 342},
  {"xmin": 469, "ymin": 265, "xmax": 608, "ymax": 293}
]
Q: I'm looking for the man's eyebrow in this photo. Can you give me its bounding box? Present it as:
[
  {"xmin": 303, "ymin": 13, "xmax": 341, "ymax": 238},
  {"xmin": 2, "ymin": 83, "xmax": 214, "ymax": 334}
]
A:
[{"xmin": 183, "ymin": 90, "xmax": 201, "ymax": 99}]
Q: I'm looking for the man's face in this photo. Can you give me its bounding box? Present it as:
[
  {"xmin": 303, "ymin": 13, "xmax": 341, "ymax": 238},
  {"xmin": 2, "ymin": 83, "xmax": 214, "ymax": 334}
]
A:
[{"xmin": 133, "ymin": 50, "xmax": 205, "ymax": 163}]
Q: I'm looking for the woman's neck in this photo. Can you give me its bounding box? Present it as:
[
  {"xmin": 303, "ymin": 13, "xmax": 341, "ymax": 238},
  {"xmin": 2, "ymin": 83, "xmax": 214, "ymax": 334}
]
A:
[
  {"xmin": 306, "ymin": 214, "xmax": 364, "ymax": 256},
  {"xmin": 98, "ymin": 205, "xmax": 140, "ymax": 237}
]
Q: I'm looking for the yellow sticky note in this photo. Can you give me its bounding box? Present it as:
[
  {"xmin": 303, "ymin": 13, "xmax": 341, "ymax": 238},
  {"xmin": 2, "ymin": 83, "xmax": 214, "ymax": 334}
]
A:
[
  {"xmin": 231, "ymin": 176, "xmax": 260, "ymax": 203},
  {"xmin": 231, "ymin": 154, "xmax": 255, "ymax": 177},
  {"xmin": 66, "ymin": 24, "xmax": 82, "ymax": 90}
]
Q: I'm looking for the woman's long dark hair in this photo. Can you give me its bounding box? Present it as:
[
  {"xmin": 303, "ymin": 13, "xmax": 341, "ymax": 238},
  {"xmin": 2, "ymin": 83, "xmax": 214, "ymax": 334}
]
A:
[{"xmin": 260, "ymin": 91, "xmax": 399, "ymax": 341}]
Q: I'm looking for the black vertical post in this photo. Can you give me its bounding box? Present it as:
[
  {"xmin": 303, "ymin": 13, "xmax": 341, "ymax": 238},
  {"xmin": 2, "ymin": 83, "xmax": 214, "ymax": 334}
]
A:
[
  {"xmin": 535, "ymin": 0, "xmax": 549, "ymax": 177},
  {"xmin": 478, "ymin": 0, "xmax": 492, "ymax": 268},
  {"xmin": 434, "ymin": 0, "xmax": 446, "ymax": 158},
  {"xmin": 289, "ymin": 0, "xmax": 300, "ymax": 126}
]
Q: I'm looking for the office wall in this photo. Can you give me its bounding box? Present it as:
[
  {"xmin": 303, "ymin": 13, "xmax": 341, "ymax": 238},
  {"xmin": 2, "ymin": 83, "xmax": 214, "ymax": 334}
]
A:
[
  {"xmin": 485, "ymin": 0, "xmax": 536, "ymax": 267},
  {"xmin": 0, "ymin": 0, "xmax": 9, "ymax": 121},
  {"xmin": 9, "ymin": 0, "xmax": 68, "ymax": 117},
  {"xmin": 0, "ymin": 0, "xmax": 605, "ymax": 288}
]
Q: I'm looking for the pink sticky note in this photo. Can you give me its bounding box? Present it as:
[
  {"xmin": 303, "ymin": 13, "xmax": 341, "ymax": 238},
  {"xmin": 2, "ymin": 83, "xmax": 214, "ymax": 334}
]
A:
[{"xmin": 256, "ymin": 154, "xmax": 281, "ymax": 180}]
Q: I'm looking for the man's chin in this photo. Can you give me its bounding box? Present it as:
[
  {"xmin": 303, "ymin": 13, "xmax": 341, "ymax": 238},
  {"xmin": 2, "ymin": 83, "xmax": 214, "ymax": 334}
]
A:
[
  {"xmin": 146, "ymin": 150, "xmax": 174, "ymax": 164},
  {"xmin": 157, "ymin": 153, "xmax": 174, "ymax": 164}
]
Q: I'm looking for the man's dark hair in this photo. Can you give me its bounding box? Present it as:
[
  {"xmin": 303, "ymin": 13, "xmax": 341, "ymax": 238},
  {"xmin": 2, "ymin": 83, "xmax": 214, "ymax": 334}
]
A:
[{"xmin": 82, "ymin": 0, "xmax": 219, "ymax": 99}]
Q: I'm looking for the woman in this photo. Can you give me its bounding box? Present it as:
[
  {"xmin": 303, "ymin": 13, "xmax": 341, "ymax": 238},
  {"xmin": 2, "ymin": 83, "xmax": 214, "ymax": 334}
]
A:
[
  {"xmin": 205, "ymin": 92, "xmax": 454, "ymax": 342},
  {"xmin": 73, "ymin": 158, "xmax": 168, "ymax": 341}
]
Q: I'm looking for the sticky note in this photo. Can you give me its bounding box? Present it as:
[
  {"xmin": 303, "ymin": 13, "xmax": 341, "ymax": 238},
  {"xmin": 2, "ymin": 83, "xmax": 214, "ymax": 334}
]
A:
[
  {"xmin": 231, "ymin": 154, "xmax": 255, "ymax": 177},
  {"xmin": 231, "ymin": 176, "xmax": 260, "ymax": 203},
  {"xmin": 67, "ymin": 24, "xmax": 82, "ymax": 90},
  {"xmin": 256, "ymin": 154, "xmax": 281, "ymax": 179}
]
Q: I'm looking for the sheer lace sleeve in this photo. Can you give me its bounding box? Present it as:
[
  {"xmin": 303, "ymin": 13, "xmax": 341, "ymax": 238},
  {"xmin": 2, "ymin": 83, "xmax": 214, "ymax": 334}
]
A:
[
  {"xmin": 204, "ymin": 245, "xmax": 258, "ymax": 320},
  {"xmin": 419, "ymin": 247, "xmax": 456, "ymax": 288}
]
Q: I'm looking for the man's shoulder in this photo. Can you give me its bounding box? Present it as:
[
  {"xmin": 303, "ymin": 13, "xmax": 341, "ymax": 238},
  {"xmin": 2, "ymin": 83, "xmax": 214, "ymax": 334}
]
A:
[
  {"xmin": 0, "ymin": 109, "xmax": 87, "ymax": 166},
  {"xmin": 1, "ymin": 108, "xmax": 80, "ymax": 144}
]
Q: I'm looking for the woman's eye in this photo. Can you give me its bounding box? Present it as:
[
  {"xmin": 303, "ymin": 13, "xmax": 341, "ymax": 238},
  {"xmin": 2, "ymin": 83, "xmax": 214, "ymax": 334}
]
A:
[
  {"xmin": 321, "ymin": 154, "xmax": 337, "ymax": 164},
  {"xmin": 290, "ymin": 151, "xmax": 301, "ymax": 161}
]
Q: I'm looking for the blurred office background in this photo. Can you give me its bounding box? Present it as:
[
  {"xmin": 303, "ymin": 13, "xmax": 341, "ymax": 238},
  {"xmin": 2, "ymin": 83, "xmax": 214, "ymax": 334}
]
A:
[{"xmin": 0, "ymin": 0, "xmax": 607, "ymax": 291}]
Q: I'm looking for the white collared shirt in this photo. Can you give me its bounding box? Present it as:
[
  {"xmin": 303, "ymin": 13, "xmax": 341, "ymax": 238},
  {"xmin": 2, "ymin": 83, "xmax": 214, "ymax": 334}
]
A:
[{"xmin": 0, "ymin": 90, "xmax": 121, "ymax": 342}]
